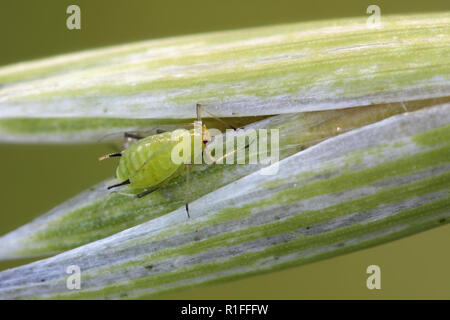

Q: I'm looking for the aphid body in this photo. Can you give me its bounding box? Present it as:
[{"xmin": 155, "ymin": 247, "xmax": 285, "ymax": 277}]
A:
[
  {"xmin": 100, "ymin": 104, "xmax": 236, "ymax": 217},
  {"xmin": 116, "ymin": 125, "xmax": 208, "ymax": 189}
]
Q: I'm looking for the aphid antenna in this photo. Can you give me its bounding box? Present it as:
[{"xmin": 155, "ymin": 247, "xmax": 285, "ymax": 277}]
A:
[
  {"xmin": 96, "ymin": 127, "xmax": 165, "ymax": 144},
  {"xmin": 96, "ymin": 130, "xmax": 130, "ymax": 143},
  {"xmin": 98, "ymin": 152, "xmax": 122, "ymax": 161},
  {"xmin": 107, "ymin": 179, "xmax": 130, "ymax": 190}
]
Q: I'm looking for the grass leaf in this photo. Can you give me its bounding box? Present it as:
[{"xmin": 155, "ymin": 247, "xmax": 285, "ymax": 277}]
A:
[
  {"xmin": 0, "ymin": 99, "xmax": 438, "ymax": 260},
  {"xmin": 0, "ymin": 103, "xmax": 448, "ymax": 299},
  {"xmin": 0, "ymin": 13, "xmax": 449, "ymax": 299},
  {"xmin": 0, "ymin": 13, "xmax": 448, "ymax": 142}
]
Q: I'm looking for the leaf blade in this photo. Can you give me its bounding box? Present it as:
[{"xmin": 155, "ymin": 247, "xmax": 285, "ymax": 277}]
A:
[
  {"xmin": 0, "ymin": 13, "xmax": 449, "ymax": 142},
  {"xmin": 0, "ymin": 103, "xmax": 448, "ymax": 299}
]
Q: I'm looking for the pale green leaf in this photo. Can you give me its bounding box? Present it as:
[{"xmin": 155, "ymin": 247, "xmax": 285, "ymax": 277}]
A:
[
  {"xmin": 0, "ymin": 103, "xmax": 448, "ymax": 299},
  {"xmin": 0, "ymin": 13, "xmax": 449, "ymax": 299},
  {"xmin": 0, "ymin": 99, "xmax": 436, "ymax": 260},
  {"xmin": 0, "ymin": 13, "xmax": 448, "ymax": 142}
]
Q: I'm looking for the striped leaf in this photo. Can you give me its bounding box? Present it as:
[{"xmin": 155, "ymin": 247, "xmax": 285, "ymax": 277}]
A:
[
  {"xmin": 0, "ymin": 99, "xmax": 436, "ymax": 260},
  {"xmin": 0, "ymin": 12, "xmax": 449, "ymax": 299},
  {"xmin": 0, "ymin": 103, "xmax": 448, "ymax": 299},
  {"xmin": 0, "ymin": 13, "xmax": 449, "ymax": 142}
]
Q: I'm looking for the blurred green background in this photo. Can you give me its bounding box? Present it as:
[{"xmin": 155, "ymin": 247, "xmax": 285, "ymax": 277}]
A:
[{"xmin": 0, "ymin": 0, "xmax": 449, "ymax": 299}]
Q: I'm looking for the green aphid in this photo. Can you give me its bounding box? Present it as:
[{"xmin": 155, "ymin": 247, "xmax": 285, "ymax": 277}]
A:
[{"xmin": 99, "ymin": 104, "xmax": 237, "ymax": 217}]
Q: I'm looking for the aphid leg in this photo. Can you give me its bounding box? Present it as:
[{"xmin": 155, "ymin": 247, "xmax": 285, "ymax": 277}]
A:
[
  {"xmin": 98, "ymin": 152, "xmax": 122, "ymax": 161},
  {"xmin": 107, "ymin": 179, "xmax": 130, "ymax": 190},
  {"xmin": 136, "ymin": 186, "xmax": 159, "ymax": 198},
  {"xmin": 100, "ymin": 190, "xmax": 135, "ymax": 212},
  {"xmin": 203, "ymin": 139, "xmax": 254, "ymax": 165},
  {"xmin": 123, "ymin": 130, "xmax": 164, "ymax": 149},
  {"xmin": 185, "ymin": 163, "xmax": 192, "ymax": 219},
  {"xmin": 201, "ymin": 107, "xmax": 237, "ymax": 130},
  {"xmin": 123, "ymin": 132, "xmax": 145, "ymax": 150},
  {"xmin": 203, "ymin": 147, "xmax": 236, "ymax": 164},
  {"xmin": 400, "ymin": 101, "xmax": 408, "ymax": 112},
  {"xmin": 124, "ymin": 132, "xmax": 145, "ymax": 140}
]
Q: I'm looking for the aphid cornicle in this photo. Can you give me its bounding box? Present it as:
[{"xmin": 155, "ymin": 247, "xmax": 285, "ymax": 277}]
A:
[{"xmin": 99, "ymin": 104, "xmax": 216, "ymax": 218}]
